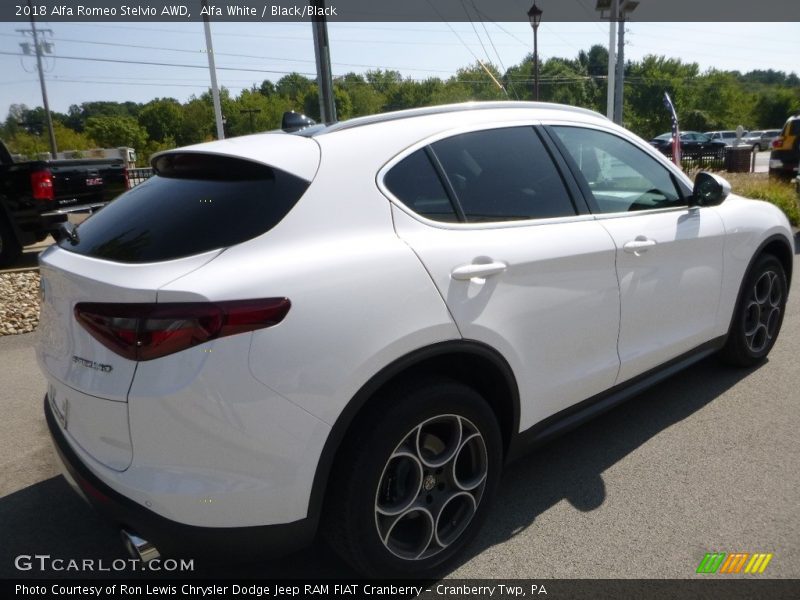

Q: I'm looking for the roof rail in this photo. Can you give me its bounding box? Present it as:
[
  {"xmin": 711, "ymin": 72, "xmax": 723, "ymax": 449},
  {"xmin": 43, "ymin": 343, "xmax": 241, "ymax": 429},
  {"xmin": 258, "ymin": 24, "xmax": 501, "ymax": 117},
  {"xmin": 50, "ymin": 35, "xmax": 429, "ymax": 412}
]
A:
[{"xmin": 321, "ymin": 101, "xmax": 606, "ymax": 134}]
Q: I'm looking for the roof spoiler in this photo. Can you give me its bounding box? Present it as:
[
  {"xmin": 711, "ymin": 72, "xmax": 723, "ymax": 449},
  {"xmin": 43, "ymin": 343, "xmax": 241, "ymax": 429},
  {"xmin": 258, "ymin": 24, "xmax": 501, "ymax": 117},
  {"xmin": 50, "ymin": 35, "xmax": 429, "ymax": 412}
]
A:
[{"xmin": 282, "ymin": 111, "xmax": 316, "ymax": 133}]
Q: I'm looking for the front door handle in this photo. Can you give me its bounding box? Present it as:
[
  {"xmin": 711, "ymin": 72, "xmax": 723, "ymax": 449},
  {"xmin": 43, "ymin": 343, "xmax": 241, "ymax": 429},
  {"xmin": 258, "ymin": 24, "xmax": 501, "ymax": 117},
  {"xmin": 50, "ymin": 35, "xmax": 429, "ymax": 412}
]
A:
[
  {"xmin": 451, "ymin": 261, "xmax": 507, "ymax": 281},
  {"xmin": 623, "ymin": 237, "xmax": 657, "ymax": 255}
]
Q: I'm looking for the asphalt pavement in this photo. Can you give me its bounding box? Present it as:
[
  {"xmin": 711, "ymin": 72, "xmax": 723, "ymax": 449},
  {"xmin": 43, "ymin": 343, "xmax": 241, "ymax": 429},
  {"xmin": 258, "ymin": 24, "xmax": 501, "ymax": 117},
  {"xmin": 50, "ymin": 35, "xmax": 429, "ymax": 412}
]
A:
[{"xmin": 1, "ymin": 249, "xmax": 799, "ymax": 580}]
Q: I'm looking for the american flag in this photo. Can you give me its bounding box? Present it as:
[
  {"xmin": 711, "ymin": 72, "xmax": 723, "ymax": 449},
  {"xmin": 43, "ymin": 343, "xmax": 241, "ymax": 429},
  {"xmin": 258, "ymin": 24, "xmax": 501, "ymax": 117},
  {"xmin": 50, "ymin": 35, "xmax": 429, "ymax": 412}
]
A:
[{"xmin": 663, "ymin": 92, "xmax": 681, "ymax": 166}]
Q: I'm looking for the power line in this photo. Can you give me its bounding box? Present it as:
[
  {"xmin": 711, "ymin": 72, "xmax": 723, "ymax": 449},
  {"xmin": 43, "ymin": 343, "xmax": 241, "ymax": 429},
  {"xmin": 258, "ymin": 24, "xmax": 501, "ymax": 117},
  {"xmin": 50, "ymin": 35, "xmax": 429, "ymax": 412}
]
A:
[
  {"xmin": 0, "ymin": 50, "xmax": 317, "ymax": 76},
  {"xmin": 0, "ymin": 32, "xmax": 459, "ymax": 75}
]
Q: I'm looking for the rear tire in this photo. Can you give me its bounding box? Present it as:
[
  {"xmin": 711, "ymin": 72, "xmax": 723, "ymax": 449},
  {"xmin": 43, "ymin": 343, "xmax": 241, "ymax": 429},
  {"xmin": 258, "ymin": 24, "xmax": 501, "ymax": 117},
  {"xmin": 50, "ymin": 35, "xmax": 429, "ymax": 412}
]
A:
[
  {"xmin": 323, "ymin": 378, "xmax": 502, "ymax": 578},
  {"xmin": 0, "ymin": 217, "xmax": 23, "ymax": 267},
  {"xmin": 721, "ymin": 254, "xmax": 788, "ymax": 367}
]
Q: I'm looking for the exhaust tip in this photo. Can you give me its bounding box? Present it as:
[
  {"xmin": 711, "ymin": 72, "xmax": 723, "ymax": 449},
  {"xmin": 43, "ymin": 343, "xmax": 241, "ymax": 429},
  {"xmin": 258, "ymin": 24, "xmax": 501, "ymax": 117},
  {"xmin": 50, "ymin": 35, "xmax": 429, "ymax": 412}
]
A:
[{"xmin": 121, "ymin": 529, "xmax": 160, "ymax": 563}]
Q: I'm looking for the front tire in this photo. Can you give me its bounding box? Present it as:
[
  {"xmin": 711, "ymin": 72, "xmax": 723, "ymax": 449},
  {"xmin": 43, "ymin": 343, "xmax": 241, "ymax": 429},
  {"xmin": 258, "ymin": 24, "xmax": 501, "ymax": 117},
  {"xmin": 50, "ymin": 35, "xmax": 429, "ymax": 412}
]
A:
[
  {"xmin": 324, "ymin": 379, "xmax": 502, "ymax": 577},
  {"xmin": 721, "ymin": 254, "xmax": 788, "ymax": 367}
]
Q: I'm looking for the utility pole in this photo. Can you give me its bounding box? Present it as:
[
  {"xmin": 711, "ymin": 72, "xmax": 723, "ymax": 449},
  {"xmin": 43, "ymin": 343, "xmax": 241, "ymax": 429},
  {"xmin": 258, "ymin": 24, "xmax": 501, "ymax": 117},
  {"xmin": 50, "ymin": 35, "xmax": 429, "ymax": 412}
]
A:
[
  {"xmin": 596, "ymin": 0, "xmax": 637, "ymax": 125},
  {"xmin": 310, "ymin": 0, "xmax": 336, "ymax": 124},
  {"xmin": 202, "ymin": 0, "xmax": 225, "ymax": 140},
  {"xmin": 613, "ymin": 11, "xmax": 625, "ymax": 124},
  {"xmin": 606, "ymin": 1, "xmax": 617, "ymax": 120},
  {"xmin": 18, "ymin": 0, "xmax": 57, "ymax": 157}
]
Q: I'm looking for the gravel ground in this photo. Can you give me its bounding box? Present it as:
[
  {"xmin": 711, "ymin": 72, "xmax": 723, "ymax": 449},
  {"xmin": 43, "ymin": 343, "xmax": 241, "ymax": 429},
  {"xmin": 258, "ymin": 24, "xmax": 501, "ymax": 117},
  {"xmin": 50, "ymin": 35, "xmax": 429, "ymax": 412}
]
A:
[{"xmin": 0, "ymin": 271, "xmax": 40, "ymax": 336}]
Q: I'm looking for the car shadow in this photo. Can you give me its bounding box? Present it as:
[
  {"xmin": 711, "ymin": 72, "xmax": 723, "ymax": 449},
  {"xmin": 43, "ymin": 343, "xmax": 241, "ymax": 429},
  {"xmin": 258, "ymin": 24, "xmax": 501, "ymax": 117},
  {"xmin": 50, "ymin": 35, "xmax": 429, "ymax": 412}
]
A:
[
  {"xmin": 461, "ymin": 355, "xmax": 764, "ymax": 563},
  {"xmin": 0, "ymin": 248, "xmax": 41, "ymax": 273},
  {"xmin": 0, "ymin": 356, "xmax": 762, "ymax": 579}
]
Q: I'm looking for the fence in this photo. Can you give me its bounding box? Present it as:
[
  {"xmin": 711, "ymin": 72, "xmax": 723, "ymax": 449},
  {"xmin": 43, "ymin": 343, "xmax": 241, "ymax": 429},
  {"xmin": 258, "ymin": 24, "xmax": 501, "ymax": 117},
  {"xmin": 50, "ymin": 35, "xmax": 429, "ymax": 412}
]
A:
[
  {"xmin": 662, "ymin": 146, "xmax": 754, "ymax": 173},
  {"xmin": 128, "ymin": 167, "xmax": 154, "ymax": 188}
]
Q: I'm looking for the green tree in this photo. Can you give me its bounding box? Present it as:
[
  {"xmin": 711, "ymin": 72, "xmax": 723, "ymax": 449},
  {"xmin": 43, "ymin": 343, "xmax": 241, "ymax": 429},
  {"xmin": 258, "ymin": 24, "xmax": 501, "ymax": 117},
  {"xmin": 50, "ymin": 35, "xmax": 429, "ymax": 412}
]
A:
[
  {"xmin": 365, "ymin": 69, "xmax": 402, "ymax": 96},
  {"xmin": 226, "ymin": 88, "xmax": 293, "ymax": 135},
  {"xmin": 337, "ymin": 74, "xmax": 385, "ymax": 117},
  {"xmin": 138, "ymin": 98, "xmax": 184, "ymax": 143},
  {"xmin": 52, "ymin": 122, "xmax": 96, "ymax": 152},
  {"xmin": 448, "ymin": 62, "xmax": 506, "ymax": 100},
  {"xmin": 178, "ymin": 97, "xmax": 215, "ymax": 145},
  {"xmin": 303, "ymin": 84, "xmax": 353, "ymax": 122},
  {"xmin": 751, "ymin": 89, "xmax": 800, "ymax": 128},
  {"xmin": 276, "ymin": 73, "xmax": 315, "ymax": 105},
  {"xmin": 85, "ymin": 115, "xmax": 148, "ymax": 150},
  {"xmin": 624, "ymin": 55, "xmax": 700, "ymax": 138}
]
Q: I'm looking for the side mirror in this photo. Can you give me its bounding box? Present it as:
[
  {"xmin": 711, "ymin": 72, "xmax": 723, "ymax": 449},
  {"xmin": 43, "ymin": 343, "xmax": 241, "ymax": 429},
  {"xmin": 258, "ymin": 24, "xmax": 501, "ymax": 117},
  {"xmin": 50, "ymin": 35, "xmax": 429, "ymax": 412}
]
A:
[{"xmin": 690, "ymin": 172, "xmax": 731, "ymax": 207}]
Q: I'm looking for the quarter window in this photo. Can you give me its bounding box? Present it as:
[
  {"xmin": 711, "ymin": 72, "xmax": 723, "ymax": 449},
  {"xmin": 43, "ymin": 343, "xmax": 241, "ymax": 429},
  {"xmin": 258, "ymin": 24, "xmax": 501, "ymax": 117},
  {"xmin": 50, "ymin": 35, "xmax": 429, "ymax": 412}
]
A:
[
  {"xmin": 383, "ymin": 149, "xmax": 458, "ymax": 222},
  {"xmin": 552, "ymin": 126, "xmax": 686, "ymax": 213}
]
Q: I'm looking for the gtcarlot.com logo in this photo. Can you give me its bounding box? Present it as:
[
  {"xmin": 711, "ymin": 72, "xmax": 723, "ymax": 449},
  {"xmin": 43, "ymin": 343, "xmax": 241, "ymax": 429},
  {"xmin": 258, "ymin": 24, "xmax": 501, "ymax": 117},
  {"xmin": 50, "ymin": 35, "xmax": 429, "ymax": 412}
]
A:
[
  {"xmin": 696, "ymin": 552, "xmax": 774, "ymax": 574},
  {"xmin": 14, "ymin": 554, "xmax": 194, "ymax": 573}
]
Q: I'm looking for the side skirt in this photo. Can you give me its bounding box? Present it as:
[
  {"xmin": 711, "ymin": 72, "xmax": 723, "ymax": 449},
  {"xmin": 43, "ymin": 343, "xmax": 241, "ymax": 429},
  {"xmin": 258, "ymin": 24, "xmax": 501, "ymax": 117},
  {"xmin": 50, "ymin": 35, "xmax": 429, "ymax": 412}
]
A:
[{"xmin": 506, "ymin": 336, "xmax": 727, "ymax": 462}]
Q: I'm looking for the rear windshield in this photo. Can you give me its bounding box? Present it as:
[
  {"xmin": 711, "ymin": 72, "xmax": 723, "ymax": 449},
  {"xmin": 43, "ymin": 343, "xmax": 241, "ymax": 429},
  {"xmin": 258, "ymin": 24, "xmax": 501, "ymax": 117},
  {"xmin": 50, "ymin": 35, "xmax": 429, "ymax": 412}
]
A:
[{"xmin": 59, "ymin": 154, "xmax": 309, "ymax": 263}]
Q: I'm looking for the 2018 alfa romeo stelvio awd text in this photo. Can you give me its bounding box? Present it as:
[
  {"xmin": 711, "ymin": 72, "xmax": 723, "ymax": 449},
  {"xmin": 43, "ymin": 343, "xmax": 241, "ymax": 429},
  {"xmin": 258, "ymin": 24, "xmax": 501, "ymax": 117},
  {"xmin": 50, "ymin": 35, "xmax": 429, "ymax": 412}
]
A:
[{"xmin": 38, "ymin": 102, "xmax": 794, "ymax": 577}]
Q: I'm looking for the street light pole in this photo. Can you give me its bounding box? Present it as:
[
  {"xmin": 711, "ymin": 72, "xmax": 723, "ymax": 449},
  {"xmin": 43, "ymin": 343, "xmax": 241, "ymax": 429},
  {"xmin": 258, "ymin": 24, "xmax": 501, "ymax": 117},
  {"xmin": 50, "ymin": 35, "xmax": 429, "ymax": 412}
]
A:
[{"xmin": 527, "ymin": 2, "xmax": 543, "ymax": 101}]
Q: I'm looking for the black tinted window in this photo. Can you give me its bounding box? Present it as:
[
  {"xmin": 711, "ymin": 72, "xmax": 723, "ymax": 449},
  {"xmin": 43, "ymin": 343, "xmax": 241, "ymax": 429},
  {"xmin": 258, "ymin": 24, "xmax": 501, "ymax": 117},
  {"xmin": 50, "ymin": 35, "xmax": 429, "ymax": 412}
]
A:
[
  {"xmin": 383, "ymin": 149, "xmax": 458, "ymax": 222},
  {"xmin": 60, "ymin": 154, "xmax": 308, "ymax": 263},
  {"xmin": 431, "ymin": 127, "xmax": 574, "ymax": 222}
]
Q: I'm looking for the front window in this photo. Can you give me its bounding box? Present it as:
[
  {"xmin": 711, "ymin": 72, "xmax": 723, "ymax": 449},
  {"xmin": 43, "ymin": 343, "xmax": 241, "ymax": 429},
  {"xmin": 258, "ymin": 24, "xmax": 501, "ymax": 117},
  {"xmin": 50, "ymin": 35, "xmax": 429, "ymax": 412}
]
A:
[{"xmin": 552, "ymin": 126, "xmax": 687, "ymax": 214}]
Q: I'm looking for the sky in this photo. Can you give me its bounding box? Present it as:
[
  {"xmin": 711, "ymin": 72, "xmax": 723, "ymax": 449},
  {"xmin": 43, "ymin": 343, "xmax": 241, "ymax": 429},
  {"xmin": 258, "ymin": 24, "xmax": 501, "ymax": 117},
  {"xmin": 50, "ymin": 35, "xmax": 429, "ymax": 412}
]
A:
[{"xmin": 0, "ymin": 20, "xmax": 798, "ymax": 119}]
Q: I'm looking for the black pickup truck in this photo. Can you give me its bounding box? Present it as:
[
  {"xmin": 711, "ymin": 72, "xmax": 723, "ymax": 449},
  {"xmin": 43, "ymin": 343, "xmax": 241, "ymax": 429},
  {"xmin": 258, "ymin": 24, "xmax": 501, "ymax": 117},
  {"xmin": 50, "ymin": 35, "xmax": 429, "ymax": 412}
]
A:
[{"xmin": 0, "ymin": 140, "xmax": 129, "ymax": 266}]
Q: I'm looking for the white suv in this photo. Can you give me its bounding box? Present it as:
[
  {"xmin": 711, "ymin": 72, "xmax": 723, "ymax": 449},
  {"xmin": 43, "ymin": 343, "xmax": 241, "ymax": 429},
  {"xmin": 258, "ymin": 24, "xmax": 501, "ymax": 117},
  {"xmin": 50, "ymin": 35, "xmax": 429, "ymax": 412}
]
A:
[{"xmin": 38, "ymin": 102, "xmax": 794, "ymax": 577}]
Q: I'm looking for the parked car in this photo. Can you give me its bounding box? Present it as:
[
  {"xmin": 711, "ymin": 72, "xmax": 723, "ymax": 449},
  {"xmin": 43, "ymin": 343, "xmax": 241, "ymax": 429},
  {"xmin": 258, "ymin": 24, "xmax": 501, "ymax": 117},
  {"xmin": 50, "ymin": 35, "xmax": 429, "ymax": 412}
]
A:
[
  {"xmin": 741, "ymin": 130, "xmax": 766, "ymax": 151},
  {"xmin": 760, "ymin": 129, "xmax": 782, "ymax": 149},
  {"xmin": 39, "ymin": 102, "xmax": 794, "ymax": 577},
  {"xmin": 769, "ymin": 114, "xmax": 800, "ymax": 180},
  {"xmin": 0, "ymin": 139, "xmax": 129, "ymax": 266},
  {"xmin": 650, "ymin": 131, "xmax": 727, "ymax": 158},
  {"xmin": 705, "ymin": 130, "xmax": 745, "ymax": 147},
  {"xmin": 742, "ymin": 130, "xmax": 782, "ymax": 152}
]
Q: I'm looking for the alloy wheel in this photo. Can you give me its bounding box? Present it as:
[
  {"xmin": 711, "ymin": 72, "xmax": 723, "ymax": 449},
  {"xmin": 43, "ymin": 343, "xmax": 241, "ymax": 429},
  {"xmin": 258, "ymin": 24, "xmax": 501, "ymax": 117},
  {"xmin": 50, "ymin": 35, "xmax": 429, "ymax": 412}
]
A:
[
  {"xmin": 743, "ymin": 269, "xmax": 783, "ymax": 354},
  {"xmin": 374, "ymin": 414, "xmax": 488, "ymax": 560}
]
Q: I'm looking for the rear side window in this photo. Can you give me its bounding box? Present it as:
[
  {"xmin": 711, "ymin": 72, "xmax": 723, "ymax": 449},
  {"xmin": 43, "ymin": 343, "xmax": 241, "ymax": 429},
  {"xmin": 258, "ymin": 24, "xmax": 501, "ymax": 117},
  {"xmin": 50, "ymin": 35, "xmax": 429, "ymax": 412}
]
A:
[
  {"xmin": 383, "ymin": 150, "xmax": 458, "ymax": 222},
  {"xmin": 59, "ymin": 154, "xmax": 309, "ymax": 263},
  {"xmin": 430, "ymin": 127, "xmax": 575, "ymax": 222}
]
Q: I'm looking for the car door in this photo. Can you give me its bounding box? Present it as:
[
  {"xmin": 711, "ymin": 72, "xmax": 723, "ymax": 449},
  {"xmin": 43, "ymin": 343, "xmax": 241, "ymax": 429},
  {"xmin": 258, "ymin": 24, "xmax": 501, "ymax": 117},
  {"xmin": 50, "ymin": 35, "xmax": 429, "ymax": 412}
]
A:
[
  {"xmin": 381, "ymin": 125, "xmax": 621, "ymax": 430},
  {"xmin": 548, "ymin": 124, "xmax": 725, "ymax": 384}
]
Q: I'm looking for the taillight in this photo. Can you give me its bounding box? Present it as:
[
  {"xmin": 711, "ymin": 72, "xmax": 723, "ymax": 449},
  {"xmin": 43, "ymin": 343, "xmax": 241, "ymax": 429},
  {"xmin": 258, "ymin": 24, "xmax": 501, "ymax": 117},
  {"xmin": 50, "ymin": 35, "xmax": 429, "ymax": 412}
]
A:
[
  {"xmin": 123, "ymin": 167, "xmax": 130, "ymax": 190},
  {"xmin": 74, "ymin": 299, "xmax": 290, "ymax": 361},
  {"xmin": 31, "ymin": 169, "xmax": 54, "ymax": 201},
  {"xmin": 772, "ymin": 138, "xmax": 783, "ymax": 149}
]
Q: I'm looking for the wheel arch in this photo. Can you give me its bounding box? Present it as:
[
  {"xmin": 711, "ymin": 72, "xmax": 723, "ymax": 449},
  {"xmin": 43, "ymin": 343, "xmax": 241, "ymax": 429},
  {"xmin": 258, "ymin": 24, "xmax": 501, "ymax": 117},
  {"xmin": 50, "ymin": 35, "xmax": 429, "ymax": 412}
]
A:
[
  {"xmin": 757, "ymin": 233, "xmax": 794, "ymax": 288},
  {"xmin": 726, "ymin": 233, "xmax": 794, "ymax": 335},
  {"xmin": 305, "ymin": 340, "xmax": 520, "ymax": 530}
]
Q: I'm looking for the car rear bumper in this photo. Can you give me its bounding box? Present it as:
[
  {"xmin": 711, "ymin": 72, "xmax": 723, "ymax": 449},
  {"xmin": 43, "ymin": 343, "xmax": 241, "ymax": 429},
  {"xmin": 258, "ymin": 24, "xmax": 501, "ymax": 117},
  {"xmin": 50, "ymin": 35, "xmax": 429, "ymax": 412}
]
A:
[
  {"xmin": 44, "ymin": 395, "xmax": 317, "ymax": 562},
  {"xmin": 769, "ymin": 150, "xmax": 799, "ymax": 177}
]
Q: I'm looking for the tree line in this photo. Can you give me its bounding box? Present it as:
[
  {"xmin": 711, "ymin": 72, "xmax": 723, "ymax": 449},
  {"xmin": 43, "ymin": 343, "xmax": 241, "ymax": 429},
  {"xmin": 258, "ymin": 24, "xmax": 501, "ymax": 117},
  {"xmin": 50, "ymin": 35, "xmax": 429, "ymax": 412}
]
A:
[{"xmin": 2, "ymin": 45, "xmax": 799, "ymax": 165}]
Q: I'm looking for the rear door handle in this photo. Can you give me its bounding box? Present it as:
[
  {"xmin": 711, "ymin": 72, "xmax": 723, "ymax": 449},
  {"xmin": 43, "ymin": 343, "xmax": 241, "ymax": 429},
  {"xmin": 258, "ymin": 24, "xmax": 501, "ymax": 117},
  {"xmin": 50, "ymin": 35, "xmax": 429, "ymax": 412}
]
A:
[
  {"xmin": 623, "ymin": 237, "xmax": 657, "ymax": 254},
  {"xmin": 451, "ymin": 261, "xmax": 507, "ymax": 281}
]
